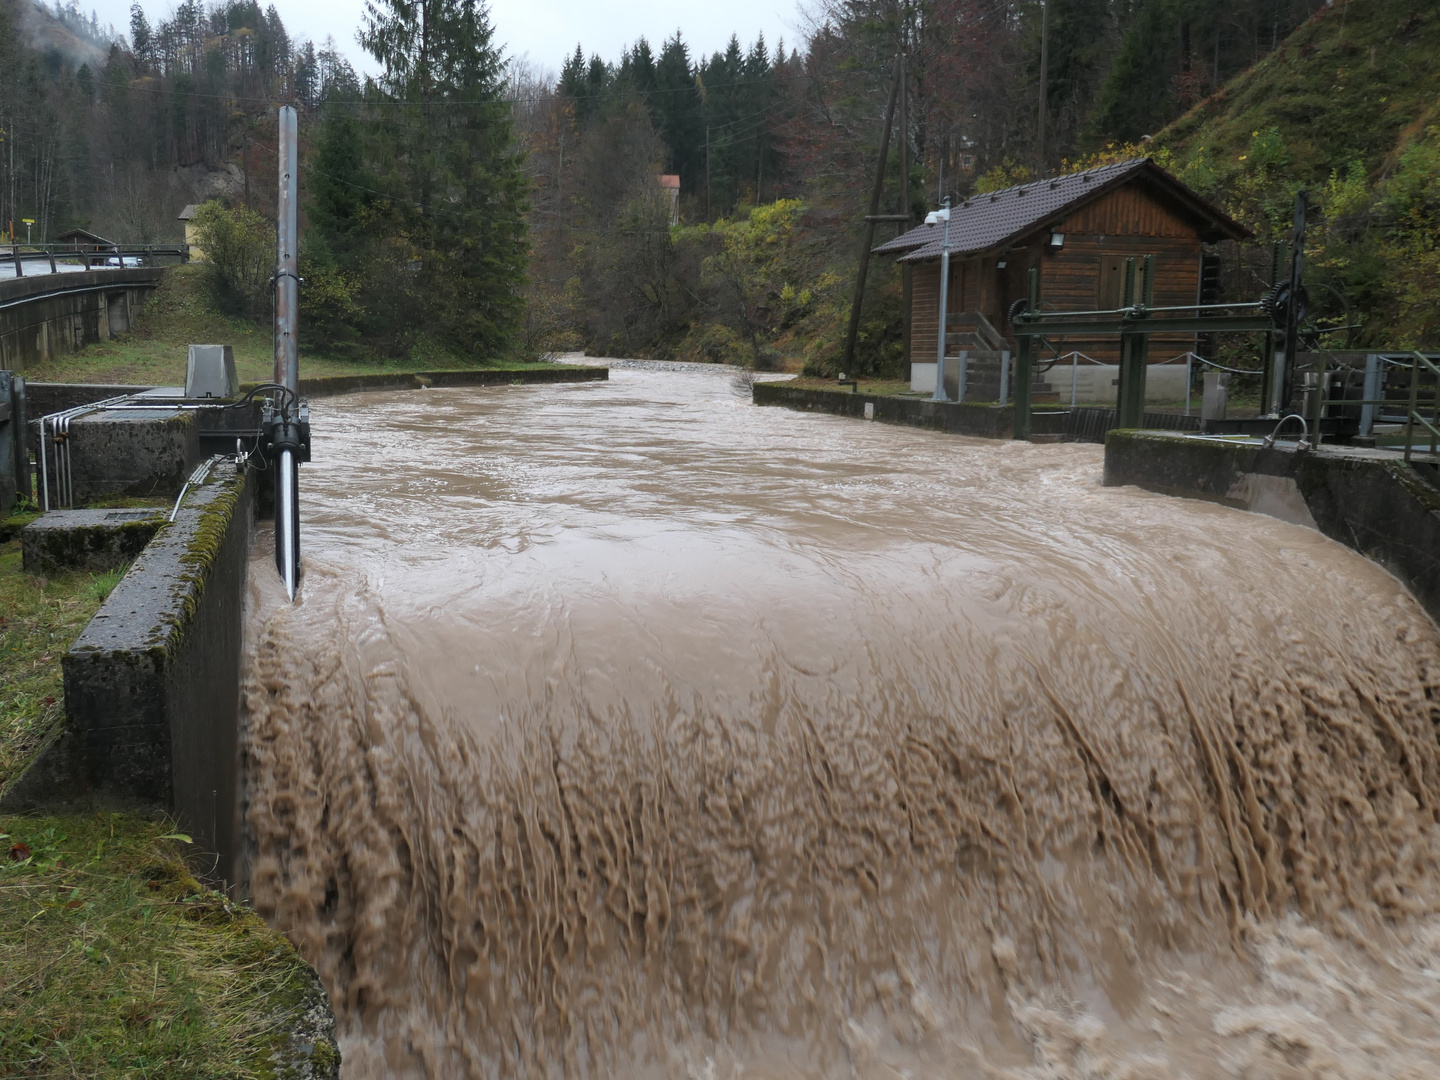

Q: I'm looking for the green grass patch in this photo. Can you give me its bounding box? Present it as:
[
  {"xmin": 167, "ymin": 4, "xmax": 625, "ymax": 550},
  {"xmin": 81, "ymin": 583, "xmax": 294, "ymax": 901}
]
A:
[
  {"xmin": 20, "ymin": 263, "xmax": 551, "ymax": 386},
  {"xmin": 0, "ymin": 540, "xmax": 112, "ymax": 793},
  {"xmin": 785, "ymin": 377, "xmax": 918, "ymax": 397},
  {"xmin": 0, "ymin": 813, "xmax": 332, "ymax": 1078}
]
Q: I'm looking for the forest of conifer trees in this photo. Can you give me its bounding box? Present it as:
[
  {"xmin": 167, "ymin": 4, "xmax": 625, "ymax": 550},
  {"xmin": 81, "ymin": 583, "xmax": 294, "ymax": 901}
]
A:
[{"xmin": 5, "ymin": 0, "xmax": 1432, "ymax": 368}]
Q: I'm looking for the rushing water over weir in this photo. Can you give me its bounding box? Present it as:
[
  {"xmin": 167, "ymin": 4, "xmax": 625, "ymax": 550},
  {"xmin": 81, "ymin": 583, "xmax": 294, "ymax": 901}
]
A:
[{"xmin": 243, "ymin": 367, "xmax": 1440, "ymax": 1079}]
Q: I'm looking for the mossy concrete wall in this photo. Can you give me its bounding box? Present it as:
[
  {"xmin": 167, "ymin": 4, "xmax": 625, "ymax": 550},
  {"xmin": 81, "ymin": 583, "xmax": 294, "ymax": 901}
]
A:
[
  {"xmin": 21, "ymin": 508, "xmax": 166, "ymax": 573},
  {"xmin": 3, "ymin": 467, "xmax": 254, "ymax": 884},
  {"xmin": 43, "ymin": 407, "xmax": 203, "ymax": 503},
  {"xmin": 1105, "ymin": 430, "xmax": 1440, "ymax": 625}
]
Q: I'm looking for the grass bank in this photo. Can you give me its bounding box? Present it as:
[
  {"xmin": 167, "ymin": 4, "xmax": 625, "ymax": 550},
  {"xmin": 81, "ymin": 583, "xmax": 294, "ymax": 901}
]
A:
[
  {"xmin": 22, "ymin": 263, "xmax": 556, "ymax": 386},
  {"xmin": 0, "ymin": 520, "xmax": 337, "ymax": 1078},
  {"xmin": 0, "ymin": 814, "xmax": 333, "ymax": 1078},
  {"xmin": 0, "ymin": 521, "xmax": 117, "ymax": 786}
]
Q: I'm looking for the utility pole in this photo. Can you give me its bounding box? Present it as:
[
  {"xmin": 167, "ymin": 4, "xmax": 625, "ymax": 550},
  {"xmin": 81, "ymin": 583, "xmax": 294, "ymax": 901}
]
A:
[
  {"xmin": 1037, "ymin": 0, "xmax": 1049, "ymax": 167},
  {"xmin": 930, "ymin": 200, "xmax": 952, "ymax": 402},
  {"xmin": 840, "ymin": 59, "xmax": 903, "ymax": 375},
  {"xmin": 1278, "ymin": 190, "xmax": 1307, "ymax": 417}
]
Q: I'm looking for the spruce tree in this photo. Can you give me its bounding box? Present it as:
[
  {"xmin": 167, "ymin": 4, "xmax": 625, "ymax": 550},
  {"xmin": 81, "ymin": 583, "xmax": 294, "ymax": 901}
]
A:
[{"xmin": 358, "ymin": 0, "xmax": 530, "ymax": 357}]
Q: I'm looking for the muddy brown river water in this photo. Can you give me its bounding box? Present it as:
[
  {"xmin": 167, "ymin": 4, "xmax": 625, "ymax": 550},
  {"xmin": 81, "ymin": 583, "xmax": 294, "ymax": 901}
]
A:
[{"xmin": 242, "ymin": 366, "xmax": 1440, "ymax": 1078}]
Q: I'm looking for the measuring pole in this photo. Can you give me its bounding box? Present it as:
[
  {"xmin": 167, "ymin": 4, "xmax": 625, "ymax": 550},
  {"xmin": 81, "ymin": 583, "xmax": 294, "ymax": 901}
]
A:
[
  {"xmin": 275, "ymin": 106, "xmax": 299, "ymax": 393},
  {"xmin": 274, "ymin": 105, "xmax": 301, "ymax": 599}
]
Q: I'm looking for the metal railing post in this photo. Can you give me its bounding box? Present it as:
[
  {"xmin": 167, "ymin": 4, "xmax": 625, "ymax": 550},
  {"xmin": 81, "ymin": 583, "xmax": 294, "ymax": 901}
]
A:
[
  {"xmin": 1013, "ymin": 269, "xmax": 1038, "ymax": 439},
  {"xmin": 998, "ymin": 348, "xmax": 1010, "ymax": 407},
  {"xmin": 1360, "ymin": 353, "xmax": 1380, "ymax": 436},
  {"xmin": 957, "ymin": 349, "xmax": 969, "ymax": 404},
  {"xmin": 1404, "ymin": 352, "xmax": 1420, "ymax": 463}
]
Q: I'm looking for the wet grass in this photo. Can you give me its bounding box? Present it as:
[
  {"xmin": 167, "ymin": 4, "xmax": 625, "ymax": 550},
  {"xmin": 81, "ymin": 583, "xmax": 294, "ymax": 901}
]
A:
[
  {"xmin": 20, "ymin": 263, "xmax": 553, "ymax": 386},
  {"xmin": 786, "ymin": 377, "xmax": 916, "ymax": 397},
  {"xmin": 0, "ymin": 534, "xmax": 110, "ymax": 792},
  {"xmin": 0, "ymin": 814, "xmax": 330, "ymax": 1079},
  {"xmin": 0, "ymin": 529, "xmax": 334, "ymax": 1077}
]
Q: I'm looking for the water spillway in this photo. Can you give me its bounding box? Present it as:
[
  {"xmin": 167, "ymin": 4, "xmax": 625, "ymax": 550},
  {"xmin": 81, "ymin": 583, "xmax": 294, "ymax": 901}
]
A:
[{"xmin": 241, "ymin": 367, "xmax": 1440, "ymax": 1078}]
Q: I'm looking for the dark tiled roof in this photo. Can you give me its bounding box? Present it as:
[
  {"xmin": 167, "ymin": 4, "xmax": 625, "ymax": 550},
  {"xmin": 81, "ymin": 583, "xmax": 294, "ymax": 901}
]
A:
[{"xmin": 874, "ymin": 158, "xmax": 1246, "ymax": 262}]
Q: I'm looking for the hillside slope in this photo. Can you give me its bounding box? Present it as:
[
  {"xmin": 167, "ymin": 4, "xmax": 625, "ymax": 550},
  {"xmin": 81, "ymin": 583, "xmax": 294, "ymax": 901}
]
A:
[
  {"xmin": 1146, "ymin": 0, "xmax": 1440, "ymax": 346},
  {"xmin": 1161, "ymin": 0, "xmax": 1439, "ymax": 186}
]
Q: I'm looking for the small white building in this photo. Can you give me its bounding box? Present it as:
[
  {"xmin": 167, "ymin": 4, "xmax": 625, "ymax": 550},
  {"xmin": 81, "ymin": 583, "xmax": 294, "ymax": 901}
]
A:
[{"xmin": 658, "ymin": 175, "xmax": 680, "ymax": 226}]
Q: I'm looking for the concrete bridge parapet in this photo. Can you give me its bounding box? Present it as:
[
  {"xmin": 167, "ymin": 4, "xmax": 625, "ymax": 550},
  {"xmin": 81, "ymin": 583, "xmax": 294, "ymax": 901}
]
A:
[{"xmin": 0, "ymin": 268, "xmax": 165, "ymax": 371}]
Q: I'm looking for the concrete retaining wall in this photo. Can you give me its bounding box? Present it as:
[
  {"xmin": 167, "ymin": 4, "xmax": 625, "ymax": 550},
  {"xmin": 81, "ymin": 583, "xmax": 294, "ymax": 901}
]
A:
[
  {"xmin": 752, "ymin": 381, "xmax": 1073, "ymax": 439},
  {"xmin": 1104, "ymin": 430, "xmax": 1440, "ymax": 625},
  {"xmin": 25, "ymin": 382, "xmax": 158, "ymax": 416},
  {"xmin": 3, "ymin": 465, "xmax": 254, "ymax": 885},
  {"xmin": 242, "ymin": 365, "xmax": 609, "ymax": 399},
  {"xmin": 0, "ymin": 270, "xmax": 164, "ymax": 371}
]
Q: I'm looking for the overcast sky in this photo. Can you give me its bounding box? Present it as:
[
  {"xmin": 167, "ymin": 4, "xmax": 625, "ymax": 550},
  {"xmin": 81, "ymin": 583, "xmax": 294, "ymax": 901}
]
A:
[{"xmin": 87, "ymin": 0, "xmax": 803, "ymax": 80}]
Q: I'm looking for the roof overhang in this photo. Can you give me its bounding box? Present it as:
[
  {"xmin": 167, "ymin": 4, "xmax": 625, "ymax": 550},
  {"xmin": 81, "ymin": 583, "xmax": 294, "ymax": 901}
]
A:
[{"xmin": 876, "ymin": 158, "xmax": 1250, "ymax": 264}]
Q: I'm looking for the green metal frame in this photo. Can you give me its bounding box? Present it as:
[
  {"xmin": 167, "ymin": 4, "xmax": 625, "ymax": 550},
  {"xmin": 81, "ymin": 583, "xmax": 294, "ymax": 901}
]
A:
[
  {"xmin": 1007, "ymin": 256, "xmax": 1280, "ymax": 440},
  {"xmin": 1403, "ymin": 351, "xmax": 1440, "ymax": 462}
]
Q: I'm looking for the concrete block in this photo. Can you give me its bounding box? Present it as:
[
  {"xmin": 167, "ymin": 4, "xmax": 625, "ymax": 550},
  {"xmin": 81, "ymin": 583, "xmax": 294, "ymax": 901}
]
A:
[
  {"xmin": 186, "ymin": 344, "xmax": 238, "ymax": 399},
  {"xmin": 1202, "ymin": 372, "xmax": 1229, "ymax": 420},
  {"xmin": 21, "ymin": 507, "xmax": 167, "ymax": 574},
  {"xmin": 37, "ymin": 407, "xmax": 201, "ymax": 504}
]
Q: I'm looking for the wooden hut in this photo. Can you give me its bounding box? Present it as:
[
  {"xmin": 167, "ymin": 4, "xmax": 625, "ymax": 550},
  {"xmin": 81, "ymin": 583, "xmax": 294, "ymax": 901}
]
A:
[
  {"xmin": 53, "ymin": 227, "xmax": 116, "ymax": 251},
  {"xmin": 876, "ymin": 158, "xmax": 1249, "ymax": 394}
]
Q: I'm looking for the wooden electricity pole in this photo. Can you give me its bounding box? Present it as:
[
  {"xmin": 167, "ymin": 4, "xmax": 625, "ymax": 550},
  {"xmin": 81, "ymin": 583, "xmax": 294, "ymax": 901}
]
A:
[
  {"xmin": 1037, "ymin": 0, "xmax": 1049, "ymax": 166},
  {"xmin": 840, "ymin": 57, "xmax": 907, "ymax": 376}
]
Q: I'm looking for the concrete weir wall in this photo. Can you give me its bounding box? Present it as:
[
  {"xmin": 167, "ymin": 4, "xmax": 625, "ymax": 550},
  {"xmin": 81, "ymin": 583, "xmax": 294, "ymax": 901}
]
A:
[
  {"xmin": 0, "ymin": 269, "xmax": 164, "ymax": 371},
  {"xmin": 752, "ymin": 381, "xmax": 1073, "ymax": 439},
  {"xmin": 755, "ymin": 381, "xmax": 1017, "ymax": 438},
  {"xmin": 1104, "ymin": 430, "xmax": 1440, "ymax": 625},
  {"xmin": 3, "ymin": 466, "xmax": 254, "ymax": 884}
]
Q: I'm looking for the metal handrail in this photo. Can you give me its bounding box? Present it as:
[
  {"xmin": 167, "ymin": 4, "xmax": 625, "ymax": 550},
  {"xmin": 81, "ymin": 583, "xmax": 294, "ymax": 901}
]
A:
[{"xmin": 1404, "ymin": 351, "xmax": 1440, "ymax": 463}]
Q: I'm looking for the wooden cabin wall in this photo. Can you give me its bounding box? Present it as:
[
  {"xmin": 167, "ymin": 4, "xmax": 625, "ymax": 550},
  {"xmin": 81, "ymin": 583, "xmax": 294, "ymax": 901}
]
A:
[
  {"xmin": 904, "ymin": 180, "xmax": 1210, "ymax": 370},
  {"xmin": 1043, "ymin": 183, "xmax": 1204, "ymax": 363},
  {"xmin": 909, "ymin": 262, "xmax": 940, "ymax": 369}
]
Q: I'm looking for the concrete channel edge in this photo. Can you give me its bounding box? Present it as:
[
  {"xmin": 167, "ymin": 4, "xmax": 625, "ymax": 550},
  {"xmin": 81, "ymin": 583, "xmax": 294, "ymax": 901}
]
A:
[
  {"xmin": 750, "ymin": 380, "xmax": 1076, "ymax": 439},
  {"xmin": 1104, "ymin": 429, "xmax": 1440, "ymax": 626}
]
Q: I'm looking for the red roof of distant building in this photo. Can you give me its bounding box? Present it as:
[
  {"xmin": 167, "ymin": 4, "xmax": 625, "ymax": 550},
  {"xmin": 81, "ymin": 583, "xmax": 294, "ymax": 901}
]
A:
[{"xmin": 658, "ymin": 174, "xmax": 681, "ymax": 189}]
